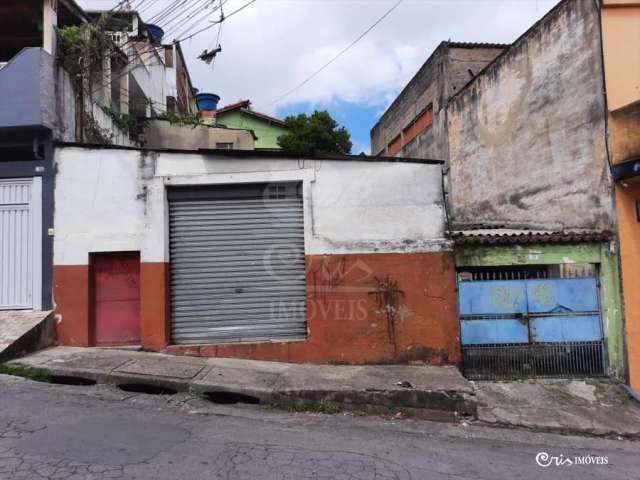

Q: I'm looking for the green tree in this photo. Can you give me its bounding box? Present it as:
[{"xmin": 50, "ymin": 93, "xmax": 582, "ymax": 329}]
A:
[{"xmin": 277, "ymin": 110, "xmax": 352, "ymax": 155}]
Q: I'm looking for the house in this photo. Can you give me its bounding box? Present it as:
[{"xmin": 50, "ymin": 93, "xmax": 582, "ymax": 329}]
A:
[
  {"xmin": 0, "ymin": 2, "xmax": 256, "ymax": 316},
  {"xmin": 214, "ymin": 100, "xmax": 290, "ymax": 150},
  {"xmin": 370, "ymin": 41, "xmax": 508, "ymax": 159},
  {"xmin": 374, "ymin": 0, "xmax": 629, "ymax": 381},
  {"xmin": 51, "ymin": 144, "xmax": 459, "ymax": 365},
  {"xmin": 163, "ymin": 42, "xmax": 198, "ymax": 116}
]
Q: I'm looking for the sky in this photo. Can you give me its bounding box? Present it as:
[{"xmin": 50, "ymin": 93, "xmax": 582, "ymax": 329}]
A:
[{"xmin": 77, "ymin": 0, "xmax": 559, "ymax": 153}]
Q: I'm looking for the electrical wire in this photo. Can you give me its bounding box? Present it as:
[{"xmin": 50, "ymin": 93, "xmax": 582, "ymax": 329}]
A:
[
  {"xmin": 166, "ymin": 0, "xmax": 224, "ymax": 39},
  {"xmin": 176, "ymin": 0, "xmax": 257, "ymax": 43},
  {"xmin": 161, "ymin": 0, "xmax": 211, "ymax": 33},
  {"xmin": 209, "ymin": 1, "xmax": 224, "ymax": 71},
  {"xmin": 85, "ymin": 0, "xmax": 254, "ymax": 110},
  {"xmin": 267, "ymin": 0, "xmax": 403, "ymax": 107}
]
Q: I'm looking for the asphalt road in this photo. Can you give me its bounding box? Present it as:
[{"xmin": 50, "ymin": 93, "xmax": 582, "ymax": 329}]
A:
[{"xmin": 0, "ymin": 374, "xmax": 638, "ymax": 480}]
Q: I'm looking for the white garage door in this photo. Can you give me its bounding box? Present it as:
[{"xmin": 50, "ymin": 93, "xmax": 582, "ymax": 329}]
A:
[
  {"xmin": 168, "ymin": 182, "xmax": 307, "ymax": 344},
  {"xmin": 0, "ymin": 178, "xmax": 41, "ymax": 310}
]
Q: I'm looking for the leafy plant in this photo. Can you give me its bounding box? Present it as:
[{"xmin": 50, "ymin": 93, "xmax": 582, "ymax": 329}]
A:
[
  {"xmin": 56, "ymin": 12, "xmax": 116, "ymax": 83},
  {"xmin": 277, "ymin": 110, "xmax": 352, "ymax": 155},
  {"xmin": 0, "ymin": 363, "xmax": 51, "ymax": 383},
  {"xmin": 101, "ymin": 106, "xmax": 148, "ymax": 142},
  {"xmin": 83, "ymin": 113, "xmax": 114, "ymax": 145},
  {"xmin": 157, "ymin": 110, "xmax": 204, "ymax": 129}
]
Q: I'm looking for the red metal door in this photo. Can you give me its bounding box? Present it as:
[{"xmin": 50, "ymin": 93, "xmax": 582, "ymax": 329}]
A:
[{"xmin": 92, "ymin": 252, "xmax": 141, "ymax": 346}]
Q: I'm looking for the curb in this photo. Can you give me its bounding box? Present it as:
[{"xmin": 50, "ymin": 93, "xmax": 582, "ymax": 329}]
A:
[
  {"xmin": 474, "ymin": 419, "xmax": 640, "ymax": 441},
  {"xmin": 18, "ymin": 362, "xmax": 478, "ymax": 422}
]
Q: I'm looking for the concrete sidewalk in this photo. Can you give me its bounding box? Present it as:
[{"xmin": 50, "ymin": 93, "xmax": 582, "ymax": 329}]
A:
[
  {"xmin": 12, "ymin": 347, "xmax": 477, "ymax": 421},
  {"xmin": 476, "ymin": 379, "xmax": 640, "ymax": 439},
  {"xmin": 0, "ymin": 311, "xmax": 54, "ymax": 362}
]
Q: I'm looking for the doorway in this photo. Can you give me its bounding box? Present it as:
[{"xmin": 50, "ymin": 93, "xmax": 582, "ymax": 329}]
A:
[{"xmin": 91, "ymin": 252, "xmax": 141, "ymax": 346}]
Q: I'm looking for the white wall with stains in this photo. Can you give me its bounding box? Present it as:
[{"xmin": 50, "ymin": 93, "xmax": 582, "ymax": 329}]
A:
[{"xmin": 53, "ymin": 146, "xmax": 449, "ymax": 265}]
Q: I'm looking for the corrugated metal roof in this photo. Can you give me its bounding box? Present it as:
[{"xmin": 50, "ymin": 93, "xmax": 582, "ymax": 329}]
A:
[
  {"xmin": 445, "ymin": 41, "xmax": 511, "ymax": 49},
  {"xmin": 452, "ymin": 229, "xmax": 613, "ymax": 246}
]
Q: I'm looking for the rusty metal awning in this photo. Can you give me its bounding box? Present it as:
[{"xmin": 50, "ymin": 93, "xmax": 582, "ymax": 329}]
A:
[{"xmin": 452, "ymin": 229, "xmax": 612, "ymax": 246}]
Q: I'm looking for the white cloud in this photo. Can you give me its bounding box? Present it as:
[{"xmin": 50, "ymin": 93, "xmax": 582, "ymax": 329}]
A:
[{"xmin": 78, "ymin": 0, "xmax": 559, "ymax": 114}]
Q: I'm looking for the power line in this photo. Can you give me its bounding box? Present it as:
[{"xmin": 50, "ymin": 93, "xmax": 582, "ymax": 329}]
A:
[
  {"xmin": 161, "ymin": 0, "xmax": 211, "ymax": 33},
  {"xmin": 176, "ymin": 0, "xmax": 257, "ymax": 43},
  {"xmin": 267, "ymin": 0, "xmax": 403, "ymax": 107},
  {"xmin": 170, "ymin": 1, "xmax": 220, "ymax": 39},
  {"xmin": 146, "ymin": 0, "xmax": 187, "ymax": 24},
  {"xmin": 85, "ymin": 0, "xmax": 252, "ymax": 108}
]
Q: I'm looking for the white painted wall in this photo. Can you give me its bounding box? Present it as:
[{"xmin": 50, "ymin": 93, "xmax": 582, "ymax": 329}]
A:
[
  {"xmin": 53, "ymin": 147, "xmax": 449, "ymax": 265},
  {"xmin": 42, "ymin": 0, "xmax": 57, "ymax": 56}
]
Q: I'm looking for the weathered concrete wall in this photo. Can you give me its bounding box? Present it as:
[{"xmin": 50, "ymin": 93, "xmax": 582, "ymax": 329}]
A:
[
  {"xmin": 145, "ymin": 120, "xmax": 255, "ymax": 150},
  {"xmin": 371, "ymin": 44, "xmax": 448, "ymax": 157},
  {"xmin": 447, "ymin": 0, "xmax": 613, "ymax": 231},
  {"xmin": 370, "ymin": 43, "xmax": 505, "ymax": 160},
  {"xmin": 52, "ymin": 146, "xmax": 456, "ymax": 364},
  {"xmin": 53, "ymin": 147, "xmax": 448, "ymax": 265}
]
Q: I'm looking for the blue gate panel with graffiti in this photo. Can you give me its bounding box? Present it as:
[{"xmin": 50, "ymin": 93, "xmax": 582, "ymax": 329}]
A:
[{"xmin": 459, "ymin": 278, "xmax": 602, "ymax": 345}]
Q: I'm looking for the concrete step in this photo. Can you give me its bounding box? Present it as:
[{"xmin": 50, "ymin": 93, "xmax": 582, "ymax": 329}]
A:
[
  {"xmin": 0, "ymin": 310, "xmax": 55, "ymax": 362},
  {"xmin": 12, "ymin": 347, "xmax": 477, "ymax": 422}
]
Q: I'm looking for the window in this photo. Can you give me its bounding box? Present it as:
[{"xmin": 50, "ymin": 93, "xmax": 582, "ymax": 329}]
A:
[
  {"xmin": 216, "ymin": 142, "xmax": 234, "ymax": 150},
  {"xmin": 636, "ymin": 200, "xmax": 640, "ymax": 222},
  {"xmin": 166, "ymin": 96, "xmax": 176, "ymax": 113},
  {"xmin": 385, "ymin": 104, "xmax": 434, "ymax": 156},
  {"xmin": 402, "ymin": 105, "xmax": 433, "ymax": 144},
  {"xmin": 164, "ymin": 47, "xmax": 174, "ymax": 68},
  {"xmin": 387, "ymin": 134, "xmax": 403, "ymax": 156}
]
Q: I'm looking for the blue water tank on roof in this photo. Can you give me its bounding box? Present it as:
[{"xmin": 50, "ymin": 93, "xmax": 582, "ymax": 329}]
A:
[{"xmin": 196, "ymin": 93, "xmax": 221, "ymax": 112}]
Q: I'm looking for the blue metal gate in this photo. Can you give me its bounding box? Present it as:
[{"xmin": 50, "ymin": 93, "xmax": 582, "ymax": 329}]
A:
[{"xmin": 459, "ymin": 278, "xmax": 605, "ymax": 379}]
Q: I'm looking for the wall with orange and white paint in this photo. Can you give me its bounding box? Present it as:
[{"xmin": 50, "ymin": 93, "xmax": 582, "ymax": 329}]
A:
[{"xmin": 52, "ymin": 146, "xmax": 459, "ymax": 364}]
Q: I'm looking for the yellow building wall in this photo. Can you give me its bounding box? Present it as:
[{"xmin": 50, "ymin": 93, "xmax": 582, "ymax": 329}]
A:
[
  {"xmin": 601, "ymin": 3, "xmax": 640, "ymax": 113},
  {"xmin": 602, "ymin": 1, "xmax": 640, "ymax": 390},
  {"xmin": 616, "ymin": 182, "xmax": 640, "ymax": 391}
]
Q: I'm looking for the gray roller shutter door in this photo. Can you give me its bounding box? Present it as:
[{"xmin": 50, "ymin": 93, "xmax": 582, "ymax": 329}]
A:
[{"xmin": 168, "ymin": 182, "xmax": 306, "ymax": 344}]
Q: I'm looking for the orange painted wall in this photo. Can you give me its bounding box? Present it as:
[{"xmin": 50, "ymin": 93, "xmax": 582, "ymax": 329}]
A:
[
  {"xmin": 53, "ymin": 265, "xmax": 91, "ymax": 347},
  {"xmin": 601, "ymin": 3, "xmax": 640, "ymax": 112},
  {"xmin": 140, "ymin": 263, "xmax": 170, "ymax": 351},
  {"xmin": 165, "ymin": 252, "xmax": 461, "ymax": 365},
  {"xmin": 617, "ymin": 182, "xmax": 640, "ymax": 390},
  {"xmin": 402, "ymin": 107, "xmax": 433, "ymax": 145},
  {"xmin": 55, "ymin": 252, "xmax": 460, "ymax": 365},
  {"xmin": 387, "ymin": 135, "xmax": 403, "ymax": 156}
]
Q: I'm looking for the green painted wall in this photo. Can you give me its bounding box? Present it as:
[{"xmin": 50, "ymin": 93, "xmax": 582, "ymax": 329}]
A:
[
  {"xmin": 455, "ymin": 243, "xmax": 625, "ymax": 379},
  {"xmin": 216, "ymin": 110, "xmax": 289, "ymax": 149}
]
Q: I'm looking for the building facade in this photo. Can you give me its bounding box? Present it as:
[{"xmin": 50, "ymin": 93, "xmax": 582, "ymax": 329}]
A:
[
  {"xmin": 601, "ymin": 0, "xmax": 640, "ymax": 392},
  {"xmin": 0, "ymin": 1, "xmax": 257, "ymax": 315},
  {"xmin": 373, "ymin": 0, "xmax": 629, "ymax": 380},
  {"xmin": 446, "ymin": 0, "xmax": 623, "ymax": 379},
  {"xmin": 370, "ymin": 41, "xmax": 507, "ymax": 159},
  {"xmin": 52, "ymin": 145, "xmax": 459, "ymax": 365},
  {"xmin": 215, "ymin": 100, "xmax": 290, "ymax": 150}
]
